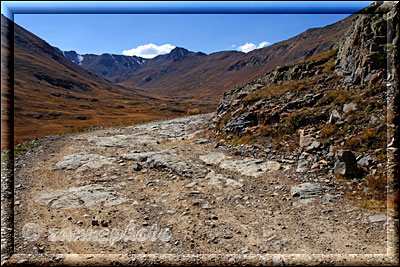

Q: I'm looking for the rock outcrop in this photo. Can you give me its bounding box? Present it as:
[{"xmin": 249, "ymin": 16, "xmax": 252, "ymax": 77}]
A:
[
  {"xmin": 335, "ymin": 1, "xmax": 390, "ymax": 86},
  {"xmin": 213, "ymin": 1, "xmax": 398, "ymax": 182}
]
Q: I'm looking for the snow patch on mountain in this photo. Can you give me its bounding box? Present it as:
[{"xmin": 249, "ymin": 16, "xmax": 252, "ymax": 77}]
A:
[{"xmin": 77, "ymin": 55, "xmax": 84, "ymax": 65}]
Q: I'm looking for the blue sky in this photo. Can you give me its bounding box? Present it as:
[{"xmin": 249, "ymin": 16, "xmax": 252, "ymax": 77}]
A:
[{"xmin": 10, "ymin": 1, "xmax": 373, "ymax": 57}]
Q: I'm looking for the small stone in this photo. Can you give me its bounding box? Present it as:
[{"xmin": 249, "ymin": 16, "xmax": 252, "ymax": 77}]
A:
[
  {"xmin": 296, "ymin": 160, "xmax": 308, "ymax": 173},
  {"xmin": 240, "ymin": 247, "xmax": 249, "ymax": 254},
  {"xmin": 192, "ymin": 199, "xmax": 203, "ymax": 206},
  {"xmin": 133, "ymin": 163, "xmax": 142, "ymax": 171},
  {"xmin": 343, "ymin": 102, "xmax": 357, "ymax": 113},
  {"xmin": 194, "ymin": 138, "xmax": 208, "ymax": 144},
  {"xmin": 185, "ymin": 181, "xmax": 197, "ymax": 188},
  {"xmin": 311, "ymin": 164, "xmax": 319, "ymax": 169},
  {"xmin": 291, "ymin": 183, "xmax": 330, "ymax": 198},
  {"xmin": 305, "ymin": 141, "xmax": 321, "ymax": 152},
  {"xmin": 92, "ymin": 219, "xmax": 99, "ymax": 226},
  {"xmin": 357, "ymin": 155, "xmax": 374, "ymax": 167},
  {"xmin": 299, "ymin": 198, "xmax": 314, "ymax": 205},
  {"xmin": 325, "ymin": 194, "xmax": 340, "ymax": 202},
  {"xmin": 202, "ymin": 203, "xmax": 211, "ymax": 209}
]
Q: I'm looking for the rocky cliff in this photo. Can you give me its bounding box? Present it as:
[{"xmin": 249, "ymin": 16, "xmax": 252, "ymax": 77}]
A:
[{"xmin": 213, "ymin": 1, "xmax": 398, "ymax": 209}]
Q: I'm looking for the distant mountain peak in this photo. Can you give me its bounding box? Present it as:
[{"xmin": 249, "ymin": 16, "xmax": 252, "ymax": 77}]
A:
[
  {"xmin": 167, "ymin": 47, "xmax": 189, "ymax": 60},
  {"xmin": 63, "ymin": 50, "xmax": 83, "ymax": 65},
  {"xmin": 170, "ymin": 47, "xmax": 189, "ymax": 54}
]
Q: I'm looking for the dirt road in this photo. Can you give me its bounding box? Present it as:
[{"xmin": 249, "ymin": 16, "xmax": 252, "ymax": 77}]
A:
[{"xmin": 9, "ymin": 114, "xmax": 395, "ymax": 256}]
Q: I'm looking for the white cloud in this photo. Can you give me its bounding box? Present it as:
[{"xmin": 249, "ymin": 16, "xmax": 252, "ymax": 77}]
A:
[
  {"xmin": 122, "ymin": 43, "xmax": 176, "ymax": 58},
  {"xmin": 258, "ymin": 41, "xmax": 271, "ymax": 48},
  {"xmin": 237, "ymin": 41, "xmax": 271, "ymax": 53},
  {"xmin": 237, "ymin": 42, "xmax": 257, "ymax": 53}
]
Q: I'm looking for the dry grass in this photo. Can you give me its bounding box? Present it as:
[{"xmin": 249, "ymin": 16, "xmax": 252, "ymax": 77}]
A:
[
  {"xmin": 234, "ymin": 135, "xmax": 257, "ymax": 146},
  {"xmin": 334, "ymin": 169, "xmax": 387, "ymax": 212},
  {"xmin": 187, "ymin": 108, "xmax": 200, "ymax": 115},
  {"xmin": 357, "ymin": 169, "xmax": 388, "ymax": 212},
  {"xmin": 246, "ymin": 81, "xmax": 304, "ymax": 101},
  {"xmin": 302, "ymin": 48, "xmax": 338, "ymax": 64},
  {"xmin": 320, "ymin": 89, "xmax": 353, "ymax": 106},
  {"xmin": 320, "ymin": 125, "xmax": 338, "ymax": 139},
  {"xmin": 345, "ymin": 128, "xmax": 386, "ymax": 154}
]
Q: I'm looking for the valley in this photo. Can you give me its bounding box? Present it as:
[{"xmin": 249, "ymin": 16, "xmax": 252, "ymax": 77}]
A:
[{"xmin": 1, "ymin": 1, "xmax": 399, "ymax": 265}]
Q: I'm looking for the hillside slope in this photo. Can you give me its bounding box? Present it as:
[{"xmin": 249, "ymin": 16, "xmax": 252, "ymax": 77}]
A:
[
  {"xmin": 213, "ymin": 1, "xmax": 398, "ymax": 211},
  {"xmin": 1, "ymin": 15, "xmax": 204, "ymax": 146}
]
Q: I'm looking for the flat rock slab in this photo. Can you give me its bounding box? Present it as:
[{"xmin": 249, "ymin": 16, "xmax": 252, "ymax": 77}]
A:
[
  {"xmin": 146, "ymin": 151, "xmax": 191, "ymax": 176},
  {"xmin": 220, "ymin": 158, "xmax": 281, "ymax": 177},
  {"xmin": 368, "ymin": 214, "xmax": 387, "ymax": 223},
  {"xmin": 35, "ymin": 184, "xmax": 130, "ymax": 209},
  {"xmin": 122, "ymin": 150, "xmax": 207, "ymax": 178},
  {"xmin": 121, "ymin": 151, "xmax": 158, "ymax": 161},
  {"xmin": 199, "ymin": 152, "xmax": 227, "ymax": 166},
  {"xmin": 291, "ymin": 183, "xmax": 330, "ymax": 198},
  {"xmin": 130, "ymin": 115, "xmax": 209, "ymax": 141},
  {"xmin": 55, "ymin": 153, "xmax": 115, "ymax": 171},
  {"xmin": 87, "ymin": 135, "xmax": 132, "ymax": 147},
  {"xmin": 206, "ymin": 170, "xmax": 243, "ymax": 188},
  {"xmin": 200, "ymin": 153, "xmax": 281, "ymax": 177}
]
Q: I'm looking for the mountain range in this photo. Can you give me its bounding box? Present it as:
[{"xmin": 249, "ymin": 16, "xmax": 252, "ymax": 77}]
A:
[
  {"xmin": 62, "ymin": 14, "xmax": 355, "ymax": 100},
  {"xmin": 1, "ymin": 10, "xmax": 357, "ymax": 146}
]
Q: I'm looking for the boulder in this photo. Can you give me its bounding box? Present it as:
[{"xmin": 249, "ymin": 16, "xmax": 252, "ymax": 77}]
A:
[
  {"xmin": 224, "ymin": 112, "xmax": 258, "ymax": 134},
  {"xmin": 333, "ymin": 150, "xmax": 360, "ymax": 177},
  {"xmin": 299, "ymin": 130, "xmax": 314, "ymax": 148},
  {"xmin": 357, "ymin": 155, "xmax": 374, "ymax": 167},
  {"xmin": 305, "ymin": 141, "xmax": 322, "ymax": 152},
  {"xmin": 296, "ymin": 160, "xmax": 308, "ymax": 173},
  {"xmin": 328, "ymin": 109, "xmax": 341, "ymax": 124}
]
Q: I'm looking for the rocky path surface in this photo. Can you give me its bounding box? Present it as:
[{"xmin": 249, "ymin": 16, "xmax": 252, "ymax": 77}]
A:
[{"xmin": 11, "ymin": 114, "xmax": 393, "ymax": 255}]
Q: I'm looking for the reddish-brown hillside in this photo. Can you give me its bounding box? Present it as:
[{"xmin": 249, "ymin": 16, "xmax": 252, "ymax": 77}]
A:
[{"xmin": 1, "ymin": 15, "xmax": 209, "ymax": 147}]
